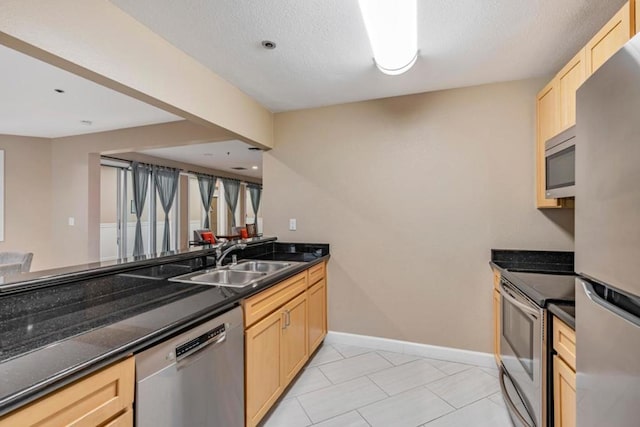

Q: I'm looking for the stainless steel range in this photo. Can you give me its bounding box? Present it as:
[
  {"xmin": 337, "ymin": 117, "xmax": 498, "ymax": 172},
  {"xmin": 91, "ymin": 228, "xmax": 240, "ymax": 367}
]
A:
[
  {"xmin": 499, "ymin": 277, "xmax": 544, "ymax": 427},
  {"xmin": 498, "ymin": 271, "xmax": 576, "ymax": 427}
]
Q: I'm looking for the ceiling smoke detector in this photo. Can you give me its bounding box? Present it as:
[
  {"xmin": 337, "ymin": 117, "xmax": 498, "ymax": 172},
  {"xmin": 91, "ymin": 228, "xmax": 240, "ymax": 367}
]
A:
[
  {"xmin": 231, "ymin": 167, "xmax": 247, "ymax": 170},
  {"xmin": 261, "ymin": 40, "xmax": 276, "ymax": 50}
]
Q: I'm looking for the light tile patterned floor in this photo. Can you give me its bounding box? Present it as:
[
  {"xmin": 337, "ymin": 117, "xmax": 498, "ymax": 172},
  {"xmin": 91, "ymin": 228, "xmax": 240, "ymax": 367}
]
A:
[{"xmin": 260, "ymin": 343, "xmax": 513, "ymax": 427}]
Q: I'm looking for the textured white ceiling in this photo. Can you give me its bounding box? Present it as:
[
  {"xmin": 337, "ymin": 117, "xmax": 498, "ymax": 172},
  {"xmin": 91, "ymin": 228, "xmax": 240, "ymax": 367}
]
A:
[
  {"xmin": 140, "ymin": 140, "xmax": 263, "ymax": 179},
  {"xmin": 111, "ymin": 0, "xmax": 627, "ymax": 112},
  {"xmin": 0, "ymin": 44, "xmax": 181, "ymax": 138}
]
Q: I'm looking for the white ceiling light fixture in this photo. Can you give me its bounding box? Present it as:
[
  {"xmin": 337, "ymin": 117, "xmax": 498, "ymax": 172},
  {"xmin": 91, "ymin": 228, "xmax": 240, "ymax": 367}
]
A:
[{"xmin": 358, "ymin": 0, "xmax": 418, "ymax": 76}]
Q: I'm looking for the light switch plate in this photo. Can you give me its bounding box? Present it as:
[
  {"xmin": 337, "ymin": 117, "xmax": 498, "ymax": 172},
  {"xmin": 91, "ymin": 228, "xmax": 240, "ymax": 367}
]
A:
[
  {"xmin": 68, "ymin": 217, "xmax": 75, "ymax": 226},
  {"xmin": 289, "ymin": 218, "xmax": 297, "ymax": 231}
]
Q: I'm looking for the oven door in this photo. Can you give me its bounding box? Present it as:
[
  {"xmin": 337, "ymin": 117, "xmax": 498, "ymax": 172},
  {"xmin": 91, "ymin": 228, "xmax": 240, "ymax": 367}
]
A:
[{"xmin": 499, "ymin": 279, "xmax": 543, "ymax": 427}]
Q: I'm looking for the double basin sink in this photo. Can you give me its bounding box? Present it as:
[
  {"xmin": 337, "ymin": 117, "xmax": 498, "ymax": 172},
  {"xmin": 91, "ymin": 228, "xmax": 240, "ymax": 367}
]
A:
[{"xmin": 170, "ymin": 260, "xmax": 302, "ymax": 288}]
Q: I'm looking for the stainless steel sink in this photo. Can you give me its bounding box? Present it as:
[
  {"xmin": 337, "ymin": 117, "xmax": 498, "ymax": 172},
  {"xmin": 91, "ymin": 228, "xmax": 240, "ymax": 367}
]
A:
[
  {"xmin": 186, "ymin": 270, "xmax": 266, "ymax": 287},
  {"xmin": 169, "ymin": 260, "xmax": 304, "ymax": 288},
  {"xmin": 229, "ymin": 260, "xmax": 292, "ymax": 273}
]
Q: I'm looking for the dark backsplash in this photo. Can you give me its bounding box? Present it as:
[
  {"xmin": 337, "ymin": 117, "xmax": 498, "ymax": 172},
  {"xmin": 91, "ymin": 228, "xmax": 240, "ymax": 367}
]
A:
[{"xmin": 491, "ymin": 249, "xmax": 574, "ymax": 273}]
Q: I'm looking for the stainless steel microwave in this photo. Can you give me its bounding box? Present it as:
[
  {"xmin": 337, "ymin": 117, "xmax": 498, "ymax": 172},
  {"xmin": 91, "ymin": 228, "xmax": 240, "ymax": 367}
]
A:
[{"xmin": 545, "ymin": 125, "xmax": 576, "ymax": 198}]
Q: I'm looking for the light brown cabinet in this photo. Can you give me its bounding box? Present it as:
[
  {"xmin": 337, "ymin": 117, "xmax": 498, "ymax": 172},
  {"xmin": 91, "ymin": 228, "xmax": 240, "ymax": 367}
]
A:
[
  {"xmin": 553, "ymin": 355, "xmax": 576, "ymax": 427},
  {"xmin": 281, "ymin": 292, "xmax": 309, "ymax": 385},
  {"xmin": 535, "ymin": 1, "xmax": 634, "ymax": 209},
  {"xmin": 0, "ymin": 357, "xmax": 134, "ymax": 427},
  {"xmin": 308, "ymin": 278, "xmax": 327, "ymax": 355},
  {"xmin": 245, "ymin": 304, "xmax": 287, "ymax": 427},
  {"xmin": 244, "ymin": 261, "xmax": 327, "ymax": 427},
  {"xmin": 585, "ymin": 2, "xmax": 633, "ymax": 75},
  {"xmin": 636, "ymin": 0, "xmax": 640, "ymax": 35},
  {"xmin": 535, "ymin": 81, "xmax": 566, "ymax": 209},
  {"xmin": 552, "ymin": 316, "xmax": 576, "ymax": 427},
  {"xmin": 492, "ymin": 268, "xmax": 501, "ymax": 365},
  {"xmin": 557, "ymin": 49, "xmax": 586, "ymax": 132}
]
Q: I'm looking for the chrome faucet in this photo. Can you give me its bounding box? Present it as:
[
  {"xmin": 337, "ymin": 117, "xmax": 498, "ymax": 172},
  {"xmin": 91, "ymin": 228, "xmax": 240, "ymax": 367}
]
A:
[{"xmin": 215, "ymin": 243, "xmax": 247, "ymax": 267}]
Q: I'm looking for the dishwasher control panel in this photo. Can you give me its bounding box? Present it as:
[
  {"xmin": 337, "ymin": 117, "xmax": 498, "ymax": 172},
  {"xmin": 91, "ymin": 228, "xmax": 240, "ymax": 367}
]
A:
[{"xmin": 176, "ymin": 323, "xmax": 226, "ymax": 360}]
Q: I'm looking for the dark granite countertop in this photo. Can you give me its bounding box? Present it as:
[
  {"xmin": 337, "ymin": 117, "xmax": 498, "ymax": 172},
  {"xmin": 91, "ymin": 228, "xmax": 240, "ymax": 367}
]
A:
[
  {"xmin": 0, "ymin": 240, "xmax": 329, "ymax": 416},
  {"xmin": 548, "ymin": 303, "xmax": 576, "ymax": 329}
]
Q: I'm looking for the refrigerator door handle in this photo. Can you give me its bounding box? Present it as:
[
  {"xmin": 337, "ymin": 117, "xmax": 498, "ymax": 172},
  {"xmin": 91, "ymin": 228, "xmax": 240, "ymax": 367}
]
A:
[{"xmin": 581, "ymin": 279, "xmax": 640, "ymax": 328}]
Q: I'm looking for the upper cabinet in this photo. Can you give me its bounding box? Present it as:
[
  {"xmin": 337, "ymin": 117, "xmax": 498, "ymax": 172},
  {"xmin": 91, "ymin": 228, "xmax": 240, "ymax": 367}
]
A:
[
  {"xmin": 535, "ymin": 1, "xmax": 636, "ymax": 209},
  {"xmin": 585, "ymin": 2, "xmax": 633, "ymax": 75},
  {"xmin": 536, "ymin": 82, "xmax": 562, "ymax": 209},
  {"xmin": 557, "ymin": 50, "xmax": 586, "ymax": 133}
]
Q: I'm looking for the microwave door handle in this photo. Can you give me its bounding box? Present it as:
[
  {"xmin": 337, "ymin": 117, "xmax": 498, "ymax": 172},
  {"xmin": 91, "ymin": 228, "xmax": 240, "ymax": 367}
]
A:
[
  {"xmin": 499, "ymin": 283, "xmax": 539, "ymax": 318},
  {"xmin": 499, "ymin": 365, "xmax": 535, "ymax": 427}
]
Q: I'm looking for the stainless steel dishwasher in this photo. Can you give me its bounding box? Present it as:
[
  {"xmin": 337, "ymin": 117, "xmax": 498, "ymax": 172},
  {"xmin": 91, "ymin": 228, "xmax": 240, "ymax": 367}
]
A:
[{"xmin": 135, "ymin": 305, "xmax": 244, "ymax": 427}]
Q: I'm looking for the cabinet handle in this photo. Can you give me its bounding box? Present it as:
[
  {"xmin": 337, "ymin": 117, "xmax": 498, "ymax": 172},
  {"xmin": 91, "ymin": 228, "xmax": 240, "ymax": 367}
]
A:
[
  {"xmin": 282, "ymin": 311, "xmax": 287, "ymax": 329},
  {"xmin": 286, "ymin": 310, "xmax": 291, "ymax": 327}
]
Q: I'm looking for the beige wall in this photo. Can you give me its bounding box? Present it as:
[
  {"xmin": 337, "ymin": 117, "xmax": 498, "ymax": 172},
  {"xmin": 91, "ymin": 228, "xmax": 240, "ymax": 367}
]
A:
[
  {"xmin": 265, "ymin": 79, "xmax": 575, "ymax": 353},
  {"xmin": 100, "ymin": 166, "xmax": 118, "ymax": 223},
  {"xmin": 0, "ymin": 135, "xmax": 53, "ymax": 270},
  {"xmin": 49, "ymin": 120, "xmax": 253, "ymax": 267},
  {"xmin": 0, "ymin": 0, "xmax": 274, "ymax": 148}
]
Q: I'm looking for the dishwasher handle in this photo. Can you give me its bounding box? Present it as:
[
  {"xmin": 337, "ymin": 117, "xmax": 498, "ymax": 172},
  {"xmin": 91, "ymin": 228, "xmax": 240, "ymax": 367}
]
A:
[{"xmin": 175, "ymin": 323, "xmax": 228, "ymax": 363}]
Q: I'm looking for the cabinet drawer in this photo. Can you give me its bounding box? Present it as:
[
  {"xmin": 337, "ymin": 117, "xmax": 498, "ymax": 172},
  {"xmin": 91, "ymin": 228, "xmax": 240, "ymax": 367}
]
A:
[
  {"xmin": 553, "ymin": 317, "xmax": 576, "ymax": 370},
  {"xmin": 308, "ymin": 262, "xmax": 325, "ymax": 286},
  {"xmin": 244, "ymin": 272, "xmax": 307, "ymax": 327},
  {"xmin": 0, "ymin": 357, "xmax": 134, "ymax": 427}
]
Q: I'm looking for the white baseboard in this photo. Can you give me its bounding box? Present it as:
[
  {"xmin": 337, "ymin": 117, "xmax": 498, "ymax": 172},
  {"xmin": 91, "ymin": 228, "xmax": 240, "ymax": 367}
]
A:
[{"xmin": 325, "ymin": 331, "xmax": 495, "ymax": 368}]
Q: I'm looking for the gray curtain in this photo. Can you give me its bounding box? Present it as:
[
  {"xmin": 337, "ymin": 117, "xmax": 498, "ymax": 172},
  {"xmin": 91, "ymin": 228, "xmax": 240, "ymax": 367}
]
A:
[
  {"xmin": 248, "ymin": 184, "xmax": 262, "ymax": 223},
  {"xmin": 221, "ymin": 178, "xmax": 241, "ymax": 228},
  {"xmin": 197, "ymin": 174, "xmax": 217, "ymax": 229},
  {"xmin": 154, "ymin": 166, "xmax": 180, "ymax": 252},
  {"xmin": 132, "ymin": 162, "xmax": 151, "ymax": 256}
]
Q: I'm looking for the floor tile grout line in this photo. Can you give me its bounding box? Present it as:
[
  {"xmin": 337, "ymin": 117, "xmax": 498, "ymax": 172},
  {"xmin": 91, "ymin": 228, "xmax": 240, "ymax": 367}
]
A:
[
  {"xmin": 422, "ymin": 376, "xmax": 502, "ymax": 411},
  {"xmin": 375, "ymin": 350, "xmax": 420, "ymax": 366},
  {"xmin": 294, "ymin": 395, "xmax": 314, "ymax": 427},
  {"xmin": 354, "ymin": 408, "xmax": 373, "ymax": 427}
]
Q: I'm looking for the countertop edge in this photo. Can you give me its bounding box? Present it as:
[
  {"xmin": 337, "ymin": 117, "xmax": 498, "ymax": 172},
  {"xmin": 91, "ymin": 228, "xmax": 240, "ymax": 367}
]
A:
[{"xmin": 548, "ymin": 303, "xmax": 576, "ymax": 329}]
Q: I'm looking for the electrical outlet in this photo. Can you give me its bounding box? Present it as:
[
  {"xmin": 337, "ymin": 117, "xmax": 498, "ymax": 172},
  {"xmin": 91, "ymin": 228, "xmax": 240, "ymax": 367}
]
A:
[{"xmin": 289, "ymin": 218, "xmax": 297, "ymax": 231}]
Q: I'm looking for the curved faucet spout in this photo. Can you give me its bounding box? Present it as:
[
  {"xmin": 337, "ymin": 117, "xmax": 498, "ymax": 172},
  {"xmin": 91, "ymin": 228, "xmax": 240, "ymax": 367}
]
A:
[{"xmin": 215, "ymin": 243, "xmax": 247, "ymax": 267}]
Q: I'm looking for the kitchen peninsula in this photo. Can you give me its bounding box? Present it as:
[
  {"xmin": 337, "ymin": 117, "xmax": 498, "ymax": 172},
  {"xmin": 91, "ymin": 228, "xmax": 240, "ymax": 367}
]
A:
[{"xmin": 0, "ymin": 237, "xmax": 329, "ymax": 426}]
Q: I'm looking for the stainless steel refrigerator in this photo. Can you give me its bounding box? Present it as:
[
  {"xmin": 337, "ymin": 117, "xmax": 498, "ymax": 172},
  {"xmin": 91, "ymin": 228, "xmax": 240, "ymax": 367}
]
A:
[{"xmin": 575, "ymin": 33, "xmax": 640, "ymax": 427}]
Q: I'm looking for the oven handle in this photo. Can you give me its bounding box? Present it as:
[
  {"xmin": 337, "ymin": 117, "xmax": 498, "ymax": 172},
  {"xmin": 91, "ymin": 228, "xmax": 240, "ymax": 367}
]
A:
[
  {"xmin": 498, "ymin": 365, "xmax": 535, "ymax": 427},
  {"xmin": 500, "ymin": 282, "xmax": 540, "ymax": 318}
]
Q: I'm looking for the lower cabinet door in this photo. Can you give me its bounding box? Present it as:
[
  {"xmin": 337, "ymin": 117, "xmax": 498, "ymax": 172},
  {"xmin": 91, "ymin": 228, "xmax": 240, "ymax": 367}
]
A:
[
  {"xmin": 281, "ymin": 292, "xmax": 309, "ymax": 385},
  {"xmin": 554, "ymin": 355, "xmax": 577, "ymax": 427},
  {"xmin": 493, "ymin": 289, "xmax": 501, "ymax": 365},
  {"xmin": 0, "ymin": 357, "xmax": 134, "ymax": 427},
  {"xmin": 245, "ymin": 309, "xmax": 284, "ymax": 427},
  {"xmin": 308, "ymin": 279, "xmax": 327, "ymax": 354}
]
